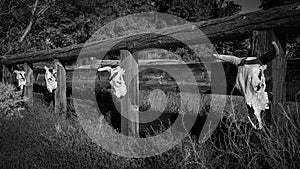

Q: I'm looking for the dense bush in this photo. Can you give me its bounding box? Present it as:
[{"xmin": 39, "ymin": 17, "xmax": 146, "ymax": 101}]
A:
[{"xmin": 0, "ymin": 82, "xmax": 26, "ymax": 119}]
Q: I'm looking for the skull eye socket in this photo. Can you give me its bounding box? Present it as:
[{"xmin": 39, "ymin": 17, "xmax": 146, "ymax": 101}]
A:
[
  {"xmin": 254, "ymin": 69, "xmax": 265, "ymax": 91},
  {"xmin": 258, "ymin": 70, "xmax": 262, "ymax": 80}
]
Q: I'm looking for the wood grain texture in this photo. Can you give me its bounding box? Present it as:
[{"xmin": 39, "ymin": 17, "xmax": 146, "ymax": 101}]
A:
[
  {"xmin": 24, "ymin": 63, "xmax": 34, "ymax": 106},
  {"xmin": 251, "ymin": 30, "xmax": 287, "ymax": 125},
  {"xmin": 286, "ymin": 58, "xmax": 300, "ymax": 101},
  {"xmin": 120, "ymin": 50, "xmax": 139, "ymax": 137},
  {"xmin": 55, "ymin": 59, "xmax": 67, "ymax": 114}
]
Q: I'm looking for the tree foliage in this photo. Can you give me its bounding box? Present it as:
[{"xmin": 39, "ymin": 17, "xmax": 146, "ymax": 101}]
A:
[
  {"xmin": 259, "ymin": 0, "xmax": 300, "ymax": 10},
  {"xmin": 0, "ymin": 0, "xmax": 241, "ymax": 56},
  {"xmin": 154, "ymin": 0, "xmax": 241, "ymax": 22}
]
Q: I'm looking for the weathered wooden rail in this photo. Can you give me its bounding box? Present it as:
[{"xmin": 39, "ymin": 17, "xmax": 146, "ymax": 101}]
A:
[
  {"xmin": 1, "ymin": 3, "xmax": 300, "ymax": 136},
  {"xmin": 33, "ymin": 59, "xmax": 299, "ymax": 99}
]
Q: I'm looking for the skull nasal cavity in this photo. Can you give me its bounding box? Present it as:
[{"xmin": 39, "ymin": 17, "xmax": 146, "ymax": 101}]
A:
[{"xmin": 256, "ymin": 84, "xmax": 261, "ymax": 91}]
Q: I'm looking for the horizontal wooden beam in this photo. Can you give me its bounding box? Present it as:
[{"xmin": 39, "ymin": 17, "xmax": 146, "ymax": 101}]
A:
[
  {"xmin": 2, "ymin": 3, "xmax": 300, "ymax": 65},
  {"xmin": 33, "ymin": 59, "xmax": 207, "ymax": 70},
  {"xmin": 32, "ymin": 59, "xmax": 299, "ymax": 100},
  {"xmin": 33, "ymin": 62, "xmax": 238, "ymax": 96},
  {"xmin": 70, "ymin": 94, "xmax": 249, "ymax": 119}
]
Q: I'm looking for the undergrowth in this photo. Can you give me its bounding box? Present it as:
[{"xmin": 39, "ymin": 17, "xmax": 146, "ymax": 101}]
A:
[
  {"xmin": 0, "ymin": 97, "xmax": 299, "ymax": 169},
  {"xmin": 0, "ymin": 82, "xmax": 27, "ymax": 120}
]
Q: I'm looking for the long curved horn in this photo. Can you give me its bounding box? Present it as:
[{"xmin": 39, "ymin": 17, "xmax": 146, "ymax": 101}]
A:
[
  {"xmin": 213, "ymin": 54, "xmax": 242, "ymax": 66},
  {"xmin": 97, "ymin": 66, "xmax": 112, "ymax": 72},
  {"xmin": 259, "ymin": 41, "xmax": 280, "ymax": 65}
]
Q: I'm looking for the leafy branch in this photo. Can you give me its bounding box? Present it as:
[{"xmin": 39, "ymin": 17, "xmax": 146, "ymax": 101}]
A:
[{"xmin": 19, "ymin": 0, "xmax": 55, "ymax": 42}]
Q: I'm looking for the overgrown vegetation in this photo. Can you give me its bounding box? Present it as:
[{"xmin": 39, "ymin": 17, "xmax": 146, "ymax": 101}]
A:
[
  {"xmin": 0, "ymin": 82, "xmax": 27, "ymax": 120},
  {"xmin": 206, "ymin": 103, "xmax": 300, "ymax": 169},
  {"xmin": 0, "ymin": 96, "xmax": 299, "ymax": 168}
]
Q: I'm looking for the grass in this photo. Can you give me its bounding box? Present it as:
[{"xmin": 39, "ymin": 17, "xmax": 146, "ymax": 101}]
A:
[{"xmin": 0, "ymin": 96, "xmax": 300, "ymax": 168}]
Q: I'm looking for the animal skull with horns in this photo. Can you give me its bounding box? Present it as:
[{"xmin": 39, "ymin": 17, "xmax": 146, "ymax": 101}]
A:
[
  {"xmin": 98, "ymin": 66, "xmax": 127, "ymax": 98},
  {"xmin": 13, "ymin": 70, "xmax": 26, "ymax": 90},
  {"xmin": 213, "ymin": 41, "xmax": 280, "ymax": 129},
  {"xmin": 44, "ymin": 66, "xmax": 57, "ymax": 93}
]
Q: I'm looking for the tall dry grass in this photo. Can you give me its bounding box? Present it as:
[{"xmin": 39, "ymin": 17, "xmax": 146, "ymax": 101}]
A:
[
  {"xmin": 203, "ymin": 102, "xmax": 300, "ymax": 169},
  {"xmin": 0, "ymin": 94, "xmax": 299, "ymax": 168}
]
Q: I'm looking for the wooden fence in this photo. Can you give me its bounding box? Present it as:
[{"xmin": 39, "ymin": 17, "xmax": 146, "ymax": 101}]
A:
[{"xmin": 1, "ymin": 3, "xmax": 300, "ymax": 136}]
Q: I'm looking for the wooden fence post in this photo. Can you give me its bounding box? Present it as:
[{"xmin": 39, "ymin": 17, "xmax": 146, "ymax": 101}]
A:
[
  {"xmin": 251, "ymin": 30, "xmax": 287, "ymax": 125},
  {"xmin": 120, "ymin": 50, "xmax": 139, "ymax": 137},
  {"xmin": 24, "ymin": 62, "xmax": 33, "ymax": 106},
  {"xmin": 2, "ymin": 65, "xmax": 13, "ymax": 84},
  {"xmin": 54, "ymin": 59, "xmax": 67, "ymax": 114},
  {"xmin": 0, "ymin": 62, "xmax": 2, "ymax": 82}
]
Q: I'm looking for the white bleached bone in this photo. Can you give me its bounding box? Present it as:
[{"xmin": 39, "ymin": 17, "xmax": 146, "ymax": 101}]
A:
[
  {"xmin": 236, "ymin": 63, "xmax": 269, "ymax": 129},
  {"xmin": 212, "ymin": 41, "xmax": 279, "ymax": 130},
  {"xmin": 98, "ymin": 66, "xmax": 127, "ymax": 98},
  {"xmin": 13, "ymin": 70, "xmax": 26, "ymax": 90},
  {"xmin": 44, "ymin": 66, "xmax": 57, "ymax": 93},
  {"xmin": 213, "ymin": 54, "xmax": 242, "ymax": 66}
]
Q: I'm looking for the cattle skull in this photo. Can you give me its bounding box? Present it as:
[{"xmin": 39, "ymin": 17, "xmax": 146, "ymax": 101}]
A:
[
  {"xmin": 44, "ymin": 66, "xmax": 57, "ymax": 93},
  {"xmin": 13, "ymin": 70, "xmax": 26, "ymax": 90},
  {"xmin": 213, "ymin": 41, "xmax": 280, "ymax": 129},
  {"xmin": 98, "ymin": 66, "xmax": 127, "ymax": 98}
]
